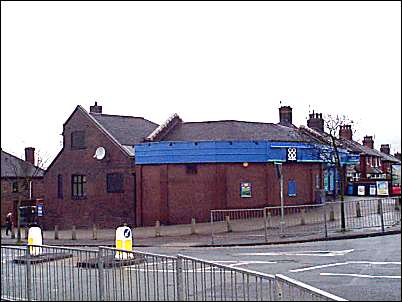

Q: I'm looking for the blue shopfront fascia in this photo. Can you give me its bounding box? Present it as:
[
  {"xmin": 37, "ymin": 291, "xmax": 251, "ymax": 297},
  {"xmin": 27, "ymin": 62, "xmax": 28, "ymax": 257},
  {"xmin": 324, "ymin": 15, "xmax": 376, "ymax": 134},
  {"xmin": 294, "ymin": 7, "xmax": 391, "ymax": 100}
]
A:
[{"xmin": 134, "ymin": 140, "xmax": 360, "ymax": 166}]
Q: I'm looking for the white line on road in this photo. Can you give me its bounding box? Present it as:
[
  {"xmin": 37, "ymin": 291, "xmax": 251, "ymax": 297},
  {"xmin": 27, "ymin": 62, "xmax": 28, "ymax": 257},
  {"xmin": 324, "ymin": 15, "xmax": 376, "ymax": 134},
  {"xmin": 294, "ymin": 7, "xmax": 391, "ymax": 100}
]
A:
[
  {"xmin": 234, "ymin": 249, "xmax": 354, "ymax": 257},
  {"xmin": 290, "ymin": 261, "xmax": 401, "ymax": 273},
  {"xmin": 320, "ymin": 273, "xmax": 401, "ymax": 279}
]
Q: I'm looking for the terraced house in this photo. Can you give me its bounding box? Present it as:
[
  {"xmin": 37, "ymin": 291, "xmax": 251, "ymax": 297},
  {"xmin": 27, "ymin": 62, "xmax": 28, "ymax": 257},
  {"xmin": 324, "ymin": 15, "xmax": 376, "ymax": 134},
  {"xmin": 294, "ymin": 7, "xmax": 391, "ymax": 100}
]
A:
[{"xmin": 1, "ymin": 148, "xmax": 45, "ymax": 227}]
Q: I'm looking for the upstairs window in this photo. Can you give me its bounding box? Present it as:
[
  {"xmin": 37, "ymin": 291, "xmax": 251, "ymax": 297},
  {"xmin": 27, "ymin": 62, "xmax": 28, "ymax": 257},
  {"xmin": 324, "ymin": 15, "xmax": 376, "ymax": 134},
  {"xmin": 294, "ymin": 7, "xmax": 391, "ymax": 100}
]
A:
[
  {"xmin": 72, "ymin": 175, "xmax": 86, "ymax": 199},
  {"xmin": 71, "ymin": 131, "xmax": 86, "ymax": 149},
  {"xmin": 107, "ymin": 173, "xmax": 124, "ymax": 193}
]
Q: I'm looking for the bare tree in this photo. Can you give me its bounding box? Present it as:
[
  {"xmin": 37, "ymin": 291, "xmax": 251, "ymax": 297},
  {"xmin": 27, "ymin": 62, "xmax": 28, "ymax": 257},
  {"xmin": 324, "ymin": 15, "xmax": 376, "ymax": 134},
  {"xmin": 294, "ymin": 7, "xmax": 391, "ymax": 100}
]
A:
[{"xmin": 301, "ymin": 114, "xmax": 356, "ymax": 231}]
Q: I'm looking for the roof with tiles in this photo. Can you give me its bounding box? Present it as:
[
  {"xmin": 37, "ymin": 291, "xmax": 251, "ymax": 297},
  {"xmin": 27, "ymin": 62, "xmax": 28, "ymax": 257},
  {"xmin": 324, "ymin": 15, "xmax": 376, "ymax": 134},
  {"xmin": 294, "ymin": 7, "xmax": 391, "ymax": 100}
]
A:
[
  {"xmin": 159, "ymin": 120, "xmax": 318, "ymax": 143},
  {"xmin": 299, "ymin": 125, "xmax": 400, "ymax": 163},
  {"xmin": 89, "ymin": 113, "xmax": 159, "ymax": 147},
  {"xmin": 1, "ymin": 150, "xmax": 45, "ymax": 178}
]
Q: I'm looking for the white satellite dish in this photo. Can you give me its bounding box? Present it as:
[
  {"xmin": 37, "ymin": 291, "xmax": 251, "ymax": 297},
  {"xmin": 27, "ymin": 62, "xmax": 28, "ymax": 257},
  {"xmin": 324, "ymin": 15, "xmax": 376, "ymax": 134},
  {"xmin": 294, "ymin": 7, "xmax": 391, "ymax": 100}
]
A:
[{"xmin": 93, "ymin": 147, "xmax": 106, "ymax": 160}]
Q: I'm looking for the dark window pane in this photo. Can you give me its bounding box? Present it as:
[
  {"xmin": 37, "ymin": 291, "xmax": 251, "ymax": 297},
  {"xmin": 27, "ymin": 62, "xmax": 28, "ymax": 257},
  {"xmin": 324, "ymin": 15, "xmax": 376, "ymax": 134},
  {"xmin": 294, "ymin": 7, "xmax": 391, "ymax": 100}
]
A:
[
  {"xmin": 186, "ymin": 164, "xmax": 197, "ymax": 174},
  {"xmin": 12, "ymin": 182, "xmax": 18, "ymax": 193},
  {"xmin": 71, "ymin": 131, "xmax": 86, "ymax": 149},
  {"xmin": 107, "ymin": 173, "xmax": 124, "ymax": 193},
  {"xmin": 57, "ymin": 175, "xmax": 63, "ymax": 198}
]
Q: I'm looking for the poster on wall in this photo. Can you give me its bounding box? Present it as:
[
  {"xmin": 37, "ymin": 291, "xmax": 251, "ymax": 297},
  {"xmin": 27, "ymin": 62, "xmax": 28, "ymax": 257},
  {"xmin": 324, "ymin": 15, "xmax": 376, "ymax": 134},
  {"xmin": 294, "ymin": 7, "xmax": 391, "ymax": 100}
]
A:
[
  {"xmin": 376, "ymin": 181, "xmax": 389, "ymax": 196},
  {"xmin": 391, "ymin": 164, "xmax": 401, "ymax": 195},
  {"xmin": 357, "ymin": 186, "xmax": 365, "ymax": 196},
  {"xmin": 369, "ymin": 185, "xmax": 376, "ymax": 196},
  {"xmin": 240, "ymin": 182, "xmax": 252, "ymax": 198}
]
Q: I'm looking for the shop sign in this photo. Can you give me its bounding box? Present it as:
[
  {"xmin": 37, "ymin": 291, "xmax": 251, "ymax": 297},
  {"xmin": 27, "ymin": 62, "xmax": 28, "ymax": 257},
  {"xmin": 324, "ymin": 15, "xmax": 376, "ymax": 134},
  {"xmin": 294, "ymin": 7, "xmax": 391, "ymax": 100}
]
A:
[
  {"xmin": 376, "ymin": 181, "xmax": 389, "ymax": 196},
  {"xmin": 357, "ymin": 185, "xmax": 365, "ymax": 196},
  {"xmin": 240, "ymin": 182, "xmax": 252, "ymax": 198}
]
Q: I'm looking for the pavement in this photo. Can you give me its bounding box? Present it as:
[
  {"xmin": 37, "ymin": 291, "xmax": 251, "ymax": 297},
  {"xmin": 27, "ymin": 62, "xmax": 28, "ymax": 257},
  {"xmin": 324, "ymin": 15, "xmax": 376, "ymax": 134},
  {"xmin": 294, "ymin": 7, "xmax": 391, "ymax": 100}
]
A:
[{"xmin": 1, "ymin": 196, "xmax": 400, "ymax": 248}]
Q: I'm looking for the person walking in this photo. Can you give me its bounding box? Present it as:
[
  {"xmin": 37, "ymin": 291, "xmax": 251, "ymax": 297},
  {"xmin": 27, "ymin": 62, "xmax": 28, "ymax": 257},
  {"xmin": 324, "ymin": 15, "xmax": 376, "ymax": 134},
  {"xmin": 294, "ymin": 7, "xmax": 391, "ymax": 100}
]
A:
[{"xmin": 5, "ymin": 212, "xmax": 13, "ymax": 236}]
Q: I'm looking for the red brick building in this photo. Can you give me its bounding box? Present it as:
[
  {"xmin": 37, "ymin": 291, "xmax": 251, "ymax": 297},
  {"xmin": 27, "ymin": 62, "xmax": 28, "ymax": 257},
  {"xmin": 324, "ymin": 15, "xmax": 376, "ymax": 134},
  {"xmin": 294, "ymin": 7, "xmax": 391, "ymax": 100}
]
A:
[
  {"xmin": 1, "ymin": 148, "xmax": 45, "ymax": 226},
  {"xmin": 40, "ymin": 103, "xmax": 158, "ymax": 229},
  {"xmin": 134, "ymin": 107, "xmax": 330, "ymax": 226}
]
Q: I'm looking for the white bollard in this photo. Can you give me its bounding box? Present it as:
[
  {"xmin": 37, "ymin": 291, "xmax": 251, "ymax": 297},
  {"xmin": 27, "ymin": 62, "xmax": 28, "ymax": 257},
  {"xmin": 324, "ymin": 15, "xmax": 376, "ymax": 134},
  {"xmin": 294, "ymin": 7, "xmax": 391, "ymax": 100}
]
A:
[
  {"xmin": 115, "ymin": 225, "xmax": 133, "ymax": 260},
  {"xmin": 28, "ymin": 226, "xmax": 43, "ymax": 256}
]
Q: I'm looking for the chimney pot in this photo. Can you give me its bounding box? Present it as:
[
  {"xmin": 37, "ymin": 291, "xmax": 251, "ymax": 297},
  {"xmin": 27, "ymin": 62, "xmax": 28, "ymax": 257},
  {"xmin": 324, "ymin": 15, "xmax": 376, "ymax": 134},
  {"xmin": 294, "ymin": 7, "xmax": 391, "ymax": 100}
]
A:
[
  {"xmin": 279, "ymin": 106, "xmax": 293, "ymax": 125},
  {"xmin": 380, "ymin": 144, "xmax": 390, "ymax": 155},
  {"xmin": 90, "ymin": 102, "xmax": 102, "ymax": 114},
  {"xmin": 363, "ymin": 135, "xmax": 374, "ymax": 149},
  {"xmin": 339, "ymin": 124, "xmax": 353, "ymax": 140},
  {"xmin": 307, "ymin": 110, "xmax": 324, "ymax": 132},
  {"xmin": 25, "ymin": 147, "xmax": 35, "ymax": 165}
]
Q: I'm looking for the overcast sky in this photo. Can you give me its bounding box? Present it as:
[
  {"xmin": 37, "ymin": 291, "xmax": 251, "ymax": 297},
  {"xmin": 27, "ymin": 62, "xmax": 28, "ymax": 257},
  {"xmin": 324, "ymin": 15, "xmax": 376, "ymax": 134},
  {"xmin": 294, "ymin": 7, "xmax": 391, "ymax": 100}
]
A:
[{"xmin": 1, "ymin": 1, "xmax": 401, "ymax": 167}]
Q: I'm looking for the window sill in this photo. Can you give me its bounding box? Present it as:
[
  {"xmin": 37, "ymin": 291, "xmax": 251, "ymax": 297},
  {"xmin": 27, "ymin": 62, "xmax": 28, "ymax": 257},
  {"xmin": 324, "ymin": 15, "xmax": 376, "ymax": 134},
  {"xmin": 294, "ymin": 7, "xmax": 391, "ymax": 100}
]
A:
[{"xmin": 72, "ymin": 196, "xmax": 87, "ymax": 200}]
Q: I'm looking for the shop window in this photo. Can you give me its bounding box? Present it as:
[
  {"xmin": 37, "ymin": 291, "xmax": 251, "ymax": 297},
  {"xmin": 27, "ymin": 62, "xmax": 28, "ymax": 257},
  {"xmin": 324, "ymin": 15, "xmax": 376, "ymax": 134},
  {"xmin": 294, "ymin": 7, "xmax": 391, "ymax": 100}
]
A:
[
  {"xmin": 72, "ymin": 175, "xmax": 86, "ymax": 199},
  {"xmin": 107, "ymin": 173, "xmax": 124, "ymax": 193}
]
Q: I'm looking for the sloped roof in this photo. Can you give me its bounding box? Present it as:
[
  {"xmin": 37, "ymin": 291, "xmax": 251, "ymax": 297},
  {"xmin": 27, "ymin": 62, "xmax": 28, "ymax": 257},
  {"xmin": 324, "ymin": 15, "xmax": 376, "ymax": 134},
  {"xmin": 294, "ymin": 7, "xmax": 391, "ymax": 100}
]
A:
[
  {"xmin": 90, "ymin": 113, "xmax": 159, "ymax": 146},
  {"xmin": 1, "ymin": 150, "xmax": 45, "ymax": 178},
  {"xmin": 159, "ymin": 120, "xmax": 316, "ymax": 142},
  {"xmin": 339, "ymin": 138, "xmax": 400, "ymax": 163},
  {"xmin": 299, "ymin": 125, "xmax": 400, "ymax": 163}
]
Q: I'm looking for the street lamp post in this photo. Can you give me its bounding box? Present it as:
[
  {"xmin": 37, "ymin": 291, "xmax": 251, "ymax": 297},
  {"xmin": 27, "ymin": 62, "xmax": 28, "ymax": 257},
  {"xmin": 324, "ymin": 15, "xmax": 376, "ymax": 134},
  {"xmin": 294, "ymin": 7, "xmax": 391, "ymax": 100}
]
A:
[{"xmin": 275, "ymin": 162, "xmax": 285, "ymax": 236}]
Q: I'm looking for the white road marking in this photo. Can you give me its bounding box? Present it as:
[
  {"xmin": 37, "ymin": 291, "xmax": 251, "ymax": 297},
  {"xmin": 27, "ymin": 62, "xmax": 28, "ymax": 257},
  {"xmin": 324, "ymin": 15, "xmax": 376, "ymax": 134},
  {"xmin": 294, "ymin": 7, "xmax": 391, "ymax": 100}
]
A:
[
  {"xmin": 290, "ymin": 261, "xmax": 401, "ymax": 273},
  {"xmin": 320, "ymin": 273, "xmax": 401, "ymax": 279},
  {"xmin": 124, "ymin": 260, "xmax": 277, "ymax": 272},
  {"xmin": 235, "ymin": 249, "xmax": 354, "ymax": 257}
]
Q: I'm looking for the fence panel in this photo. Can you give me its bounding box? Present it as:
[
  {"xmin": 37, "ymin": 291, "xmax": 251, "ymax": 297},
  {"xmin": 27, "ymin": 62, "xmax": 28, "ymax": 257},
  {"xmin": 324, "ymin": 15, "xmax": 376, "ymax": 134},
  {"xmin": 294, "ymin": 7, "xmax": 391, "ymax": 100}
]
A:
[
  {"xmin": 99, "ymin": 246, "xmax": 178, "ymax": 301},
  {"xmin": 265, "ymin": 204, "xmax": 326, "ymax": 238},
  {"xmin": 1, "ymin": 246, "xmax": 28, "ymax": 301},
  {"xmin": 178, "ymin": 254, "xmax": 276, "ymax": 301},
  {"xmin": 211, "ymin": 208, "xmax": 266, "ymax": 244}
]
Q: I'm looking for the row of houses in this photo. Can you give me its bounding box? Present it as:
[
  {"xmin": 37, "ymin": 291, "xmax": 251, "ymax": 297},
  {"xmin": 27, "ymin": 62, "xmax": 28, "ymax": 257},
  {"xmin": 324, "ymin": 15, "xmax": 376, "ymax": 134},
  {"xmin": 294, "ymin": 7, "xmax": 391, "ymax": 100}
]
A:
[{"xmin": 1, "ymin": 102, "xmax": 400, "ymax": 229}]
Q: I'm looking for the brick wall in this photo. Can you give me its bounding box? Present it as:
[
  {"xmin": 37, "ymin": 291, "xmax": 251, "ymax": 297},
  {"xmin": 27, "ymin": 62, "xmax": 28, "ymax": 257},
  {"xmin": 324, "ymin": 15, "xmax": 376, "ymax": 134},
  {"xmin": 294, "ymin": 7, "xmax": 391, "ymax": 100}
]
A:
[{"xmin": 136, "ymin": 162, "xmax": 323, "ymax": 226}]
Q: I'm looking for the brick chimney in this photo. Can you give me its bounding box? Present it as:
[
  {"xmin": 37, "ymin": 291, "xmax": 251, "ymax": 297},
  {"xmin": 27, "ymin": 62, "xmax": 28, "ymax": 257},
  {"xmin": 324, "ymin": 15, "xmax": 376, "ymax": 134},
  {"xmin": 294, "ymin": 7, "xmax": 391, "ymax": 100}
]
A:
[
  {"xmin": 339, "ymin": 125, "xmax": 353, "ymax": 140},
  {"xmin": 25, "ymin": 147, "xmax": 35, "ymax": 165},
  {"xmin": 359, "ymin": 153, "xmax": 367, "ymax": 179},
  {"xmin": 90, "ymin": 101, "xmax": 102, "ymax": 114},
  {"xmin": 307, "ymin": 111, "xmax": 324, "ymax": 132},
  {"xmin": 279, "ymin": 106, "xmax": 292, "ymax": 125},
  {"xmin": 380, "ymin": 144, "xmax": 390, "ymax": 155},
  {"xmin": 362, "ymin": 136, "xmax": 374, "ymax": 149}
]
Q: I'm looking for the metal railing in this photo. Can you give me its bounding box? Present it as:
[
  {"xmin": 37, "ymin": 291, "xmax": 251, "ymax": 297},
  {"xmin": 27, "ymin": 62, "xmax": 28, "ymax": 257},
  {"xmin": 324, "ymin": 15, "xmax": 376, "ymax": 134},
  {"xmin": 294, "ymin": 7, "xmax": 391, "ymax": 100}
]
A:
[
  {"xmin": 178, "ymin": 254, "xmax": 276, "ymax": 301},
  {"xmin": 210, "ymin": 197, "xmax": 401, "ymax": 244},
  {"xmin": 275, "ymin": 274, "xmax": 347, "ymax": 301},
  {"xmin": 1, "ymin": 245, "xmax": 346, "ymax": 301},
  {"xmin": 98, "ymin": 247, "xmax": 179, "ymax": 301}
]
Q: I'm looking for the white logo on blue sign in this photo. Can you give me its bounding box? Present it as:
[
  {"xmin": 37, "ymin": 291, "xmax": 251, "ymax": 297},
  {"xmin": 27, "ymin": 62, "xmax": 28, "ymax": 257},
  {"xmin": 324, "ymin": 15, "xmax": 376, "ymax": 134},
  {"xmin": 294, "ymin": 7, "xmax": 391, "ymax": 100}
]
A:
[{"xmin": 123, "ymin": 229, "xmax": 131, "ymax": 238}]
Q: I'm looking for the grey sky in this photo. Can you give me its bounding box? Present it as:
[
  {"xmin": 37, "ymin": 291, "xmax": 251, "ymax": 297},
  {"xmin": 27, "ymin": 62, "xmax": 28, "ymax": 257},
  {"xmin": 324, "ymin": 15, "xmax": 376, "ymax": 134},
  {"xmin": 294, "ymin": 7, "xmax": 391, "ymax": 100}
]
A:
[{"xmin": 1, "ymin": 1, "xmax": 401, "ymax": 167}]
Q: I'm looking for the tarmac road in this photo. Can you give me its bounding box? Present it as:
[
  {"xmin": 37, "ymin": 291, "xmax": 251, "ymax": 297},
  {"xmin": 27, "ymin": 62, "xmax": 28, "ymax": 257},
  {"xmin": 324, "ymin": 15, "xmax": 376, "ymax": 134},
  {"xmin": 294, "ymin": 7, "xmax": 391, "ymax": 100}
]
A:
[{"xmin": 134, "ymin": 234, "xmax": 401, "ymax": 301}]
